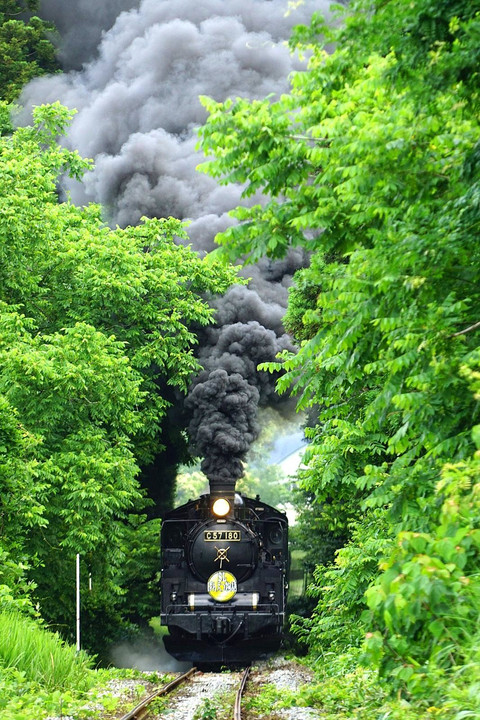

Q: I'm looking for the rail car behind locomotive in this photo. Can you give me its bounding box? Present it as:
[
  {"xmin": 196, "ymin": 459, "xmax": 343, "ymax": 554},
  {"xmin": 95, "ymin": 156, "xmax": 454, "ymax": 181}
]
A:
[{"xmin": 160, "ymin": 488, "xmax": 288, "ymax": 664}]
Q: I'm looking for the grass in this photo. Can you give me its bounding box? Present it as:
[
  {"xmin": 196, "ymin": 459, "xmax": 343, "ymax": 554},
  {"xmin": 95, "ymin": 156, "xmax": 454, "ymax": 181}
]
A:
[
  {"xmin": 0, "ymin": 611, "xmax": 93, "ymax": 690},
  {"xmin": 0, "ymin": 610, "xmax": 166, "ymax": 720},
  {"xmin": 5, "ymin": 607, "xmax": 478, "ymax": 720},
  {"xmin": 192, "ymin": 686, "xmax": 238, "ymax": 720}
]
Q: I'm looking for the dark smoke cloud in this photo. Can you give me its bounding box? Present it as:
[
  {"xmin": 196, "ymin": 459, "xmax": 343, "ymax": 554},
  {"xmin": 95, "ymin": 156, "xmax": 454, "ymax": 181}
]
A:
[
  {"xmin": 187, "ymin": 321, "xmax": 294, "ymax": 483},
  {"xmin": 185, "ymin": 252, "xmax": 305, "ymax": 481},
  {"xmin": 24, "ymin": 0, "xmax": 334, "ymax": 486},
  {"xmin": 187, "ymin": 369, "xmax": 260, "ymax": 484},
  {"xmin": 25, "ymin": 0, "xmax": 334, "ymax": 236},
  {"xmin": 38, "ymin": 0, "xmax": 142, "ymax": 70},
  {"xmin": 197, "ymin": 321, "xmax": 293, "ymax": 404}
]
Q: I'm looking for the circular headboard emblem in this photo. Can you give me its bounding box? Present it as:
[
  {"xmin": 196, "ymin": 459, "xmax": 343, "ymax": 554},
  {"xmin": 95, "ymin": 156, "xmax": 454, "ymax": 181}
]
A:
[{"xmin": 207, "ymin": 571, "xmax": 237, "ymax": 602}]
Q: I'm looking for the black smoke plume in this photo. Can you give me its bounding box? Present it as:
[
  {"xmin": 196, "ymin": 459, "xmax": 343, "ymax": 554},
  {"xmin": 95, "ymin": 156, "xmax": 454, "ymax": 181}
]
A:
[
  {"xmin": 26, "ymin": 0, "xmax": 334, "ymax": 491},
  {"xmin": 187, "ymin": 369, "xmax": 260, "ymax": 485},
  {"xmin": 187, "ymin": 321, "xmax": 295, "ymax": 484}
]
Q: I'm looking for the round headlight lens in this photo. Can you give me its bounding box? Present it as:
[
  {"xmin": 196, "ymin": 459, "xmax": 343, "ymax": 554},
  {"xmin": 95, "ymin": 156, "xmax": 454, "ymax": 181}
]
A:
[{"xmin": 212, "ymin": 498, "xmax": 230, "ymax": 517}]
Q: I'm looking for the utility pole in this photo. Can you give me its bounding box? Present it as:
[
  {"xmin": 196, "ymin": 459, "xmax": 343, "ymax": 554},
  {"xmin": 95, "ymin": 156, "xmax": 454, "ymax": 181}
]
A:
[{"xmin": 76, "ymin": 553, "xmax": 81, "ymax": 653}]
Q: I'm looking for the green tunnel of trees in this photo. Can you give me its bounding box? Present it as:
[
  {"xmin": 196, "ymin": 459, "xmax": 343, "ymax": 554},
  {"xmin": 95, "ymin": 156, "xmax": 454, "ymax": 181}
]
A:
[{"xmin": 0, "ymin": 0, "xmax": 480, "ymax": 716}]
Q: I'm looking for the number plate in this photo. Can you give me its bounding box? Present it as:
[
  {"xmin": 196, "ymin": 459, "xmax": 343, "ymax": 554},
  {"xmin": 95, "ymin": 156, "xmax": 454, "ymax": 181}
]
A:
[{"xmin": 204, "ymin": 530, "xmax": 241, "ymax": 541}]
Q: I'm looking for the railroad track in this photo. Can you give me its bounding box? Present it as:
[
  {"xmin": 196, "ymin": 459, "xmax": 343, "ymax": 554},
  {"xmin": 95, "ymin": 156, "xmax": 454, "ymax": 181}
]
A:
[
  {"xmin": 118, "ymin": 664, "xmax": 252, "ymax": 720},
  {"xmin": 234, "ymin": 665, "xmax": 251, "ymax": 720},
  {"xmin": 118, "ymin": 667, "xmax": 197, "ymax": 720}
]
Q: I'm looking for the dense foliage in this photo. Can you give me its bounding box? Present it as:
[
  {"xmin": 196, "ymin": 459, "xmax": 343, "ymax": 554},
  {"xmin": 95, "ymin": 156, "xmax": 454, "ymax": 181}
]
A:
[
  {"xmin": 0, "ymin": 102, "xmax": 238, "ymax": 649},
  {"xmin": 197, "ymin": 0, "xmax": 480, "ymax": 711},
  {"xmin": 0, "ymin": 1, "xmax": 57, "ymax": 102}
]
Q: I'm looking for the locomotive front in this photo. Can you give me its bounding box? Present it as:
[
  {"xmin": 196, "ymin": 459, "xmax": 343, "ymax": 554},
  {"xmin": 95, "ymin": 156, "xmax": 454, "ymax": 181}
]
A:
[{"xmin": 160, "ymin": 489, "xmax": 288, "ymax": 664}]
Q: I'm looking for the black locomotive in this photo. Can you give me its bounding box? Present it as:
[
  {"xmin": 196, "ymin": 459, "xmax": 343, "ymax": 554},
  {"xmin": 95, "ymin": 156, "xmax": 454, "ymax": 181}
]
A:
[{"xmin": 160, "ymin": 483, "xmax": 288, "ymax": 664}]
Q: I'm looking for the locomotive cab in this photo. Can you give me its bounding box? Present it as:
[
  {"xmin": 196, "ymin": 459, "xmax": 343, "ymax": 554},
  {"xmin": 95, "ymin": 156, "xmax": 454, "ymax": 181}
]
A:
[{"xmin": 160, "ymin": 492, "xmax": 288, "ymax": 664}]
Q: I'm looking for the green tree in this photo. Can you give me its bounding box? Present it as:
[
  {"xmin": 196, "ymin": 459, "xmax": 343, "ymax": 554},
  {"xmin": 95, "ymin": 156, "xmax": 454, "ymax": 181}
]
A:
[
  {"xmin": 197, "ymin": 0, "xmax": 480, "ymax": 699},
  {"xmin": 0, "ymin": 1, "xmax": 58, "ymax": 102},
  {"xmin": 0, "ymin": 103, "xmax": 238, "ymax": 647}
]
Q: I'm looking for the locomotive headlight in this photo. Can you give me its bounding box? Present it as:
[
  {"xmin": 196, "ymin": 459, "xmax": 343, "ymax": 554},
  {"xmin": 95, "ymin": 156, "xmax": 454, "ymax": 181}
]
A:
[{"xmin": 212, "ymin": 498, "xmax": 230, "ymax": 517}]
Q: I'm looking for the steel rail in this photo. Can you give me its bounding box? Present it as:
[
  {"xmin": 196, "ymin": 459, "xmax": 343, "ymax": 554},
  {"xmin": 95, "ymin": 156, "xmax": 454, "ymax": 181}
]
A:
[
  {"xmin": 118, "ymin": 666, "xmax": 197, "ymax": 720},
  {"xmin": 233, "ymin": 666, "xmax": 251, "ymax": 720}
]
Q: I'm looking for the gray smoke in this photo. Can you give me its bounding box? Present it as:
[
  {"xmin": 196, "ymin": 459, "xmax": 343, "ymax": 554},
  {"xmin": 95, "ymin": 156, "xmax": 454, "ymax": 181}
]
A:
[
  {"xmin": 186, "ymin": 369, "xmax": 260, "ymax": 484},
  {"xmin": 25, "ymin": 0, "xmax": 334, "ymax": 236},
  {"xmin": 38, "ymin": 0, "xmax": 142, "ymax": 70},
  {"xmin": 110, "ymin": 636, "xmax": 190, "ymax": 672},
  {"xmin": 24, "ymin": 0, "xmax": 333, "ymax": 484},
  {"xmin": 188, "ymin": 321, "xmax": 295, "ymax": 483}
]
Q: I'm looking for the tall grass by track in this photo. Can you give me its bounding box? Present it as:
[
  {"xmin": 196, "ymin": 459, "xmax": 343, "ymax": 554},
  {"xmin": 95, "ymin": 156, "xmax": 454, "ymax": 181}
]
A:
[{"xmin": 0, "ymin": 611, "xmax": 93, "ymax": 690}]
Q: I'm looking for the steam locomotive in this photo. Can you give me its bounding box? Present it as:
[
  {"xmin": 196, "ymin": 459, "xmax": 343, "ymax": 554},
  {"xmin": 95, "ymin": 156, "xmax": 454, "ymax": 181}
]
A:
[{"xmin": 160, "ymin": 479, "xmax": 288, "ymax": 664}]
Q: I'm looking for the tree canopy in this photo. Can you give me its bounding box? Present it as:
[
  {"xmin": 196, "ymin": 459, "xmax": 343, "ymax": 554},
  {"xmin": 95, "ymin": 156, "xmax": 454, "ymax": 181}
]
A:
[
  {"xmin": 197, "ymin": 0, "xmax": 480, "ymax": 705},
  {"xmin": 0, "ymin": 1, "xmax": 57, "ymax": 102},
  {"xmin": 0, "ymin": 102, "xmax": 238, "ymax": 645}
]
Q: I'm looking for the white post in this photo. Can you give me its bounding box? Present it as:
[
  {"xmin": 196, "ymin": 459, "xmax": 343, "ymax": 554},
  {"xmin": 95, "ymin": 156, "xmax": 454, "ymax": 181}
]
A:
[{"xmin": 76, "ymin": 553, "xmax": 81, "ymax": 653}]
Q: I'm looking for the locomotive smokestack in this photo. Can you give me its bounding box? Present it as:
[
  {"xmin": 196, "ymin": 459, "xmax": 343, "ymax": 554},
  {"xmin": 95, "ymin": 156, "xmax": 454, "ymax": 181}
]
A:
[{"xmin": 209, "ymin": 476, "xmax": 236, "ymax": 513}]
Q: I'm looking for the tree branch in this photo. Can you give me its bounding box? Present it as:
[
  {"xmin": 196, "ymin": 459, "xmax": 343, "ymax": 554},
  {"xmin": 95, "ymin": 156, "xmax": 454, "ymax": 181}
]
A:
[{"xmin": 452, "ymin": 320, "xmax": 480, "ymax": 337}]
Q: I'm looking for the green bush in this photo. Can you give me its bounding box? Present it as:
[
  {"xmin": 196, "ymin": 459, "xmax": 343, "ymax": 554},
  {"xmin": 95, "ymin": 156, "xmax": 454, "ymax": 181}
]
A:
[
  {"xmin": 291, "ymin": 508, "xmax": 393, "ymax": 654},
  {"xmin": 362, "ymin": 451, "xmax": 480, "ymax": 697}
]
